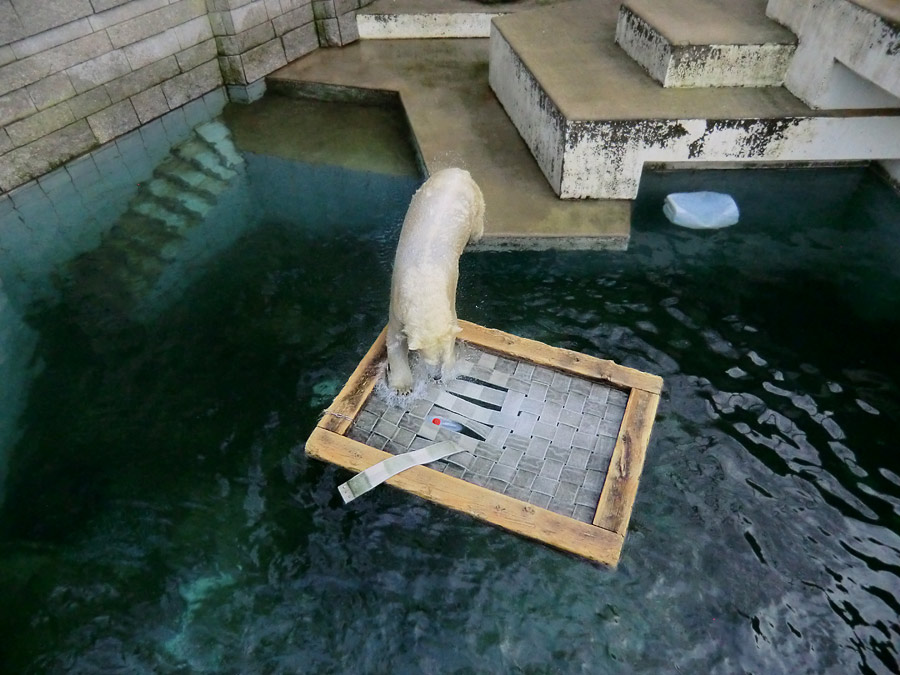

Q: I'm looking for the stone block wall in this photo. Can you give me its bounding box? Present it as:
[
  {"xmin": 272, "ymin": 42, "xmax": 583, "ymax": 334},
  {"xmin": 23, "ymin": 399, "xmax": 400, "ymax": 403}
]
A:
[
  {"xmin": 210, "ymin": 0, "xmax": 318, "ymax": 101},
  {"xmin": 0, "ymin": 93, "xmax": 229, "ymax": 309},
  {"xmin": 313, "ymin": 0, "xmax": 369, "ymax": 47},
  {"xmin": 0, "ymin": 0, "xmax": 327, "ymax": 194}
]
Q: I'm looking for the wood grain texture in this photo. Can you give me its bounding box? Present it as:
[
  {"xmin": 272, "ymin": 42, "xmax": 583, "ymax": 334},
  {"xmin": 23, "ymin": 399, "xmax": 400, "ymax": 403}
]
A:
[
  {"xmin": 308, "ymin": 321, "xmax": 663, "ymax": 566},
  {"xmin": 306, "ymin": 426, "xmax": 625, "ymax": 566},
  {"xmin": 592, "ymin": 389, "xmax": 660, "ymax": 535},
  {"xmin": 457, "ymin": 320, "xmax": 663, "ymax": 394},
  {"xmin": 317, "ymin": 327, "xmax": 387, "ymax": 435}
]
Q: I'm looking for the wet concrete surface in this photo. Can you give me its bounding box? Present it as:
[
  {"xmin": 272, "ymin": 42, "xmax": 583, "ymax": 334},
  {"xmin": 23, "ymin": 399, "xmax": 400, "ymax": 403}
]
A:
[
  {"xmin": 269, "ymin": 38, "xmax": 630, "ymax": 250},
  {"xmin": 223, "ymin": 95, "xmax": 421, "ymax": 177}
]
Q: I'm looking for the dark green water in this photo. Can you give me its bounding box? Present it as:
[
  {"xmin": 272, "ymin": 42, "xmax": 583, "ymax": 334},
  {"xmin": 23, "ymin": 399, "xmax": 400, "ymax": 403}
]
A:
[{"xmin": 1, "ymin": 162, "xmax": 899, "ymax": 673}]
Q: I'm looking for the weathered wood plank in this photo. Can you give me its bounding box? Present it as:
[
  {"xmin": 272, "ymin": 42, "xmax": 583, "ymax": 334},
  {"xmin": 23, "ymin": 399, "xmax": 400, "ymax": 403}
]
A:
[
  {"xmin": 308, "ymin": 321, "xmax": 662, "ymax": 566},
  {"xmin": 592, "ymin": 388, "xmax": 660, "ymax": 535},
  {"xmin": 317, "ymin": 326, "xmax": 387, "ymax": 435},
  {"xmin": 457, "ymin": 320, "xmax": 663, "ymax": 395},
  {"xmin": 306, "ymin": 426, "xmax": 625, "ymax": 566}
]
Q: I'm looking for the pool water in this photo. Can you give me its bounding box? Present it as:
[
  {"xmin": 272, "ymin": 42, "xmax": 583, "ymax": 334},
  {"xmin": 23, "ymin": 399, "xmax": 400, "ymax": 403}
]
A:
[{"xmin": 1, "ymin": 102, "xmax": 899, "ymax": 672}]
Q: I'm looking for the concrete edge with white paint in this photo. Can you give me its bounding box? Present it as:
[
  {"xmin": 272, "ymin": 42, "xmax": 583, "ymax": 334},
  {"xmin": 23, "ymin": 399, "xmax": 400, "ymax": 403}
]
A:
[
  {"xmin": 560, "ymin": 115, "xmax": 900, "ymax": 199},
  {"xmin": 666, "ymin": 44, "xmax": 794, "ymax": 88},
  {"xmin": 614, "ymin": 6, "xmax": 672, "ymax": 85},
  {"xmin": 777, "ymin": 0, "xmax": 900, "ymax": 109},
  {"xmin": 490, "ymin": 43, "xmax": 900, "ymax": 200},
  {"xmin": 358, "ymin": 12, "xmax": 498, "ymax": 39},
  {"xmin": 469, "ymin": 234, "xmax": 629, "ymax": 252}
]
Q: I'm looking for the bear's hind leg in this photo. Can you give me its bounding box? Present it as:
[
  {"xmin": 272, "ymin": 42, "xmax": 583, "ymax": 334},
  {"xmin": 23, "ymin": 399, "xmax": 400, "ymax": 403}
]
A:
[{"xmin": 386, "ymin": 319, "xmax": 414, "ymax": 393}]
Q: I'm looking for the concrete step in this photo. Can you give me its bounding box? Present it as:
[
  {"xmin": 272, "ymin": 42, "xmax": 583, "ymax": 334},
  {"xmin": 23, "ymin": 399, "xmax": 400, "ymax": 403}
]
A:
[
  {"xmin": 269, "ymin": 38, "xmax": 630, "ymax": 250},
  {"xmin": 490, "ymin": 0, "xmax": 900, "ymax": 199},
  {"xmin": 769, "ymin": 0, "xmax": 900, "ymax": 110},
  {"xmin": 59, "ymin": 119, "xmax": 248, "ymax": 332},
  {"xmin": 155, "ymin": 157, "xmax": 228, "ymax": 201},
  {"xmin": 109, "ymin": 214, "xmax": 181, "ymax": 254},
  {"xmin": 173, "ymin": 139, "xmax": 237, "ymax": 182},
  {"xmin": 131, "ymin": 199, "xmax": 197, "ymax": 232},
  {"xmin": 616, "ymin": 0, "xmax": 796, "ymax": 88},
  {"xmin": 194, "ymin": 121, "xmax": 245, "ymax": 168},
  {"xmin": 144, "ymin": 178, "xmax": 214, "ymax": 219},
  {"xmin": 357, "ymin": 0, "xmax": 554, "ymax": 39}
]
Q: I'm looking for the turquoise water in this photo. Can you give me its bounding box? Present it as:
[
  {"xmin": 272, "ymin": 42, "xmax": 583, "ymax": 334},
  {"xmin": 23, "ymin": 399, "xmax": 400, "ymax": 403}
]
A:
[{"xmin": 1, "ymin": 105, "xmax": 900, "ymax": 672}]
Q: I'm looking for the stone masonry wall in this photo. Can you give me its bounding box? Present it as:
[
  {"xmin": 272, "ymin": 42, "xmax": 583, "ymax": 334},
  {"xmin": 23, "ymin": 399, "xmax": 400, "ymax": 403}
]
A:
[
  {"xmin": 211, "ymin": 0, "xmax": 319, "ymax": 101},
  {"xmin": 0, "ymin": 0, "xmax": 324, "ymax": 194},
  {"xmin": 313, "ymin": 0, "xmax": 370, "ymax": 47}
]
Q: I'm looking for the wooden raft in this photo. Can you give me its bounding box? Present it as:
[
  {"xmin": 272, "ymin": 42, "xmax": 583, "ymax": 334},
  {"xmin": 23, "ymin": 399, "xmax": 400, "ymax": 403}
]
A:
[{"xmin": 306, "ymin": 320, "xmax": 662, "ymax": 566}]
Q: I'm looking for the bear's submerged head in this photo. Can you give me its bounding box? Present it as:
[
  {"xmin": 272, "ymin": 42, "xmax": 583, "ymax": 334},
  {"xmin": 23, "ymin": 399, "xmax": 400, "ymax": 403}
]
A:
[{"xmin": 408, "ymin": 324, "xmax": 462, "ymax": 368}]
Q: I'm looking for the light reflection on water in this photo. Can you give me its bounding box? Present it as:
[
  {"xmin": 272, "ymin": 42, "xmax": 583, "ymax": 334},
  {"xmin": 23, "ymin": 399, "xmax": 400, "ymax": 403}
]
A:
[{"xmin": 0, "ymin": 160, "xmax": 899, "ymax": 673}]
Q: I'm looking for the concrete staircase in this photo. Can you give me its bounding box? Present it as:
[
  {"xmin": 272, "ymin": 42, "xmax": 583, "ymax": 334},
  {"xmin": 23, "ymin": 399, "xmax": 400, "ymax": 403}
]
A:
[
  {"xmin": 272, "ymin": 0, "xmax": 900, "ymax": 250},
  {"xmin": 61, "ymin": 121, "xmax": 247, "ymax": 331},
  {"xmin": 491, "ymin": 0, "xmax": 900, "ymax": 201}
]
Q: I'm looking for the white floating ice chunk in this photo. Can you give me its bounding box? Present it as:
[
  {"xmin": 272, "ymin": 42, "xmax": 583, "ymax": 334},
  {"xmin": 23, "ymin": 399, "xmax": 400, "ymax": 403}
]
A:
[{"xmin": 663, "ymin": 192, "xmax": 739, "ymax": 229}]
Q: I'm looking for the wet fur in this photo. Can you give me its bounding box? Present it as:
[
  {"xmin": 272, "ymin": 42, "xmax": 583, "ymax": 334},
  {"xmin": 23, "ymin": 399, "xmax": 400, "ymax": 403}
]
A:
[{"xmin": 387, "ymin": 168, "xmax": 485, "ymax": 393}]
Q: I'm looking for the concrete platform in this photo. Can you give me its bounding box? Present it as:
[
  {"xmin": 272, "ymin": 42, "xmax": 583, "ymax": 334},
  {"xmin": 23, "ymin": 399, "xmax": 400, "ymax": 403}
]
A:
[
  {"xmin": 268, "ymin": 38, "xmax": 630, "ymax": 250},
  {"xmin": 616, "ymin": 0, "xmax": 796, "ymax": 87},
  {"xmin": 491, "ymin": 0, "xmax": 900, "ymax": 199},
  {"xmin": 357, "ymin": 0, "xmax": 553, "ymax": 39}
]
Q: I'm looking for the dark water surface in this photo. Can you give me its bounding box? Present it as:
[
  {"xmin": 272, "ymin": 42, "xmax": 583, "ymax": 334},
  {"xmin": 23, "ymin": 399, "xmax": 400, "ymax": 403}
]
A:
[{"xmin": 1, "ymin": 159, "xmax": 899, "ymax": 673}]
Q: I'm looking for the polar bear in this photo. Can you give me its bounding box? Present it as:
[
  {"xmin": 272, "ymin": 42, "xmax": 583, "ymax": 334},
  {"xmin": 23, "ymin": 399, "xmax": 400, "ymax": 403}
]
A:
[{"xmin": 387, "ymin": 168, "xmax": 485, "ymax": 393}]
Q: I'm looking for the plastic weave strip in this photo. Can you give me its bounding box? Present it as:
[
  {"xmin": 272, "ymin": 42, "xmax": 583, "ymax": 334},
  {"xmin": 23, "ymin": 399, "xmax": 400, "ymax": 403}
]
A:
[
  {"xmin": 348, "ymin": 344, "xmax": 627, "ymax": 523},
  {"xmin": 338, "ymin": 441, "xmax": 461, "ymax": 504}
]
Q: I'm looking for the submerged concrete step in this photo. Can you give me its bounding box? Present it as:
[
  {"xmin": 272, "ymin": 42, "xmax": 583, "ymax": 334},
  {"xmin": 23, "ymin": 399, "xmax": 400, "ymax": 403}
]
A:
[
  {"xmin": 357, "ymin": 0, "xmax": 551, "ymax": 39},
  {"xmin": 173, "ymin": 140, "xmax": 237, "ymax": 182},
  {"xmin": 616, "ymin": 0, "xmax": 796, "ymax": 88},
  {"xmin": 145, "ymin": 178, "xmax": 214, "ymax": 218},
  {"xmin": 194, "ymin": 121, "xmax": 245, "ymax": 168},
  {"xmin": 109, "ymin": 217, "xmax": 183, "ymax": 262},
  {"xmin": 131, "ymin": 200, "xmax": 197, "ymax": 232},
  {"xmin": 269, "ymin": 38, "xmax": 630, "ymax": 250},
  {"xmin": 155, "ymin": 157, "xmax": 228, "ymax": 201},
  {"xmin": 490, "ymin": 0, "xmax": 900, "ymax": 199}
]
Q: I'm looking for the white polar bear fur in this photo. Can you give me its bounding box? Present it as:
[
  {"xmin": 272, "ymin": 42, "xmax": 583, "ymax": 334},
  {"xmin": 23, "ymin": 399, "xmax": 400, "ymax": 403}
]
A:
[{"xmin": 387, "ymin": 168, "xmax": 485, "ymax": 393}]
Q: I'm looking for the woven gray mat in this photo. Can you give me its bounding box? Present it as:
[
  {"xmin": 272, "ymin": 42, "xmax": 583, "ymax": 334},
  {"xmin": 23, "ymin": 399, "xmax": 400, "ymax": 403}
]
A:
[{"xmin": 347, "ymin": 344, "xmax": 628, "ymax": 523}]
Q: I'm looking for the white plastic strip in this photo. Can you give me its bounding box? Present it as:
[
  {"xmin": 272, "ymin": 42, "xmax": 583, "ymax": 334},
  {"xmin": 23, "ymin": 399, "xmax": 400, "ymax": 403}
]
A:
[{"xmin": 338, "ymin": 441, "xmax": 462, "ymax": 504}]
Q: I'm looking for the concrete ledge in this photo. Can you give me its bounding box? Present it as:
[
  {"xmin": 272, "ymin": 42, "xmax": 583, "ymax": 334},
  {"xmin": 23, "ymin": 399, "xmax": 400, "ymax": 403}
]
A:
[
  {"xmin": 780, "ymin": 0, "xmax": 900, "ymax": 109},
  {"xmin": 488, "ymin": 24, "xmax": 565, "ymax": 195},
  {"xmin": 356, "ymin": 0, "xmax": 558, "ymax": 40},
  {"xmin": 562, "ymin": 116, "xmax": 900, "ymax": 199},
  {"xmin": 615, "ymin": 3, "xmax": 795, "ymax": 88},
  {"xmin": 468, "ymin": 232, "xmax": 630, "ymax": 252},
  {"xmin": 491, "ymin": 0, "xmax": 900, "ymax": 199},
  {"xmin": 359, "ymin": 13, "xmax": 494, "ymax": 39}
]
